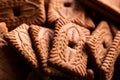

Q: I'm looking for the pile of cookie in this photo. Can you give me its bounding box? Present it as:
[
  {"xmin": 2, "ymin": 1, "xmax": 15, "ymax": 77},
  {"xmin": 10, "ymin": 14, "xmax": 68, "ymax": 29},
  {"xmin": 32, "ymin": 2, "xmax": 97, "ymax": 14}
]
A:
[{"xmin": 0, "ymin": 0, "xmax": 120, "ymax": 80}]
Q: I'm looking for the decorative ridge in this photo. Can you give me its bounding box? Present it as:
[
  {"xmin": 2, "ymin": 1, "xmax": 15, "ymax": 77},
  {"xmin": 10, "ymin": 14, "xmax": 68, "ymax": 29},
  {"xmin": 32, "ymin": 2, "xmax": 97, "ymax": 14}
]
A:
[
  {"xmin": 5, "ymin": 24, "xmax": 38, "ymax": 69},
  {"xmin": 47, "ymin": 0, "xmax": 85, "ymax": 27},
  {"xmin": 49, "ymin": 20, "xmax": 92, "ymax": 78},
  {"xmin": 0, "ymin": 0, "xmax": 45, "ymax": 30},
  {"xmin": 100, "ymin": 31, "xmax": 120, "ymax": 80},
  {"xmin": 86, "ymin": 21, "xmax": 113, "ymax": 67},
  {"xmin": 29, "ymin": 25, "xmax": 62, "ymax": 76}
]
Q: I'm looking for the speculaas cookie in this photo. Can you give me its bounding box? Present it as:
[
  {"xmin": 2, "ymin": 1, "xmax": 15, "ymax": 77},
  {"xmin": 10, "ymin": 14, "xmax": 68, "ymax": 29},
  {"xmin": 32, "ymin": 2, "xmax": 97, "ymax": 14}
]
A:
[
  {"xmin": 100, "ymin": 31, "xmax": 120, "ymax": 80},
  {"xmin": 48, "ymin": 18, "xmax": 93, "ymax": 78},
  {"xmin": 47, "ymin": 0, "xmax": 85, "ymax": 26},
  {"xmin": 86, "ymin": 21, "xmax": 113, "ymax": 67},
  {"xmin": 4, "ymin": 24, "xmax": 38, "ymax": 69},
  {"xmin": 29, "ymin": 25, "xmax": 64, "ymax": 76},
  {"xmin": 0, "ymin": 0, "xmax": 45, "ymax": 31}
]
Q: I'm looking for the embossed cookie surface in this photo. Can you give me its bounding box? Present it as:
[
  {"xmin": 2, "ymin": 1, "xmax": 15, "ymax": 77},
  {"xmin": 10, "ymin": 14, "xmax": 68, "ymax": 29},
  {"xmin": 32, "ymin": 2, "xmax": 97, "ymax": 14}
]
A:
[
  {"xmin": 0, "ymin": 0, "xmax": 45, "ymax": 31},
  {"xmin": 86, "ymin": 21, "xmax": 113, "ymax": 67},
  {"xmin": 48, "ymin": 0, "xmax": 85, "ymax": 26},
  {"xmin": 29, "ymin": 25, "xmax": 53, "ymax": 71},
  {"xmin": 5, "ymin": 24, "xmax": 38, "ymax": 69},
  {"xmin": 29, "ymin": 25, "xmax": 64, "ymax": 76},
  {"xmin": 100, "ymin": 31, "xmax": 120, "ymax": 80},
  {"xmin": 49, "ymin": 19, "xmax": 91, "ymax": 78}
]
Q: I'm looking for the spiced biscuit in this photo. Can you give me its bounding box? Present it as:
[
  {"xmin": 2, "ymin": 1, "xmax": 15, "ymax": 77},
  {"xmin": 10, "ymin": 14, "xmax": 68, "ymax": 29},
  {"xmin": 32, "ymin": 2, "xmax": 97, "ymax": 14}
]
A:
[
  {"xmin": 29, "ymin": 25, "xmax": 64, "ymax": 76},
  {"xmin": 0, "ymin": 0, "xmax": 45, "ymax": 31},
  {"xmin": 86, "ymin": 21, "xmax": 113, "ymax": 67},
  {"xmin": 100, "ymin": 31, "xmax": 120, "ymax": 80},
  {"xmin": 48, "ymin": 18, "xmax": 92, "ymax": 78},
  {"xmin": 5, "ymin": 24, "xmax": 38, "ymax": 69},
  {"xmin": 47, "ymin": 0, "xmax": 85, "ymax": 26}
]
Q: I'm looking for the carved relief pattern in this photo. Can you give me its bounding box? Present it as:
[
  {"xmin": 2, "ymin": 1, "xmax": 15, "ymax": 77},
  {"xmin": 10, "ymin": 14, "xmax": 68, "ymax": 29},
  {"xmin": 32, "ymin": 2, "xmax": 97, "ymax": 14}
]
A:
[
  {"xmin": 86, "ymin": 21, "xmax": 113, "ymax": 67},
  {"xmin": 5, "ymin": 24, "xmax": 38, "ymax": 68},
  {"xmin": 0, "ymin": 0, "xmax": 45, "ymax": 29},
  {"xmin": 49, "ymin": 18, "xmax": 93, "ymax": 78}
]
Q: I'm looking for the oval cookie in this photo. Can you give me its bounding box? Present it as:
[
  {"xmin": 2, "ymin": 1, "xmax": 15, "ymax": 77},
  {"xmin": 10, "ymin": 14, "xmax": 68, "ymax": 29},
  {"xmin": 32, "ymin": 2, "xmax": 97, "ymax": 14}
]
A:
[{"xmin": 48, "ymin": 18, "xmax": 92, "ymax": 78}]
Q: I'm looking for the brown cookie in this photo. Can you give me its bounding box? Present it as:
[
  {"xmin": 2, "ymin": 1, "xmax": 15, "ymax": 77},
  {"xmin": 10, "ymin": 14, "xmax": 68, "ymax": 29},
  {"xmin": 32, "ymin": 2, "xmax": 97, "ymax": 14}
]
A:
[
  {"xmin": 86, "ymin": 21, "xmax": 113, "ymax": 67},
  {"xmin": 4, "ymin": 24, "xmax": 38, "ymax": 69},
  {"xmin": 100, "ymin": 31, "xmax": 120, "ymax": 80},
  {"xmin": 48, "ymin": 18, "xmax": 92, "ymax": 78},
  {"xmin": 0, "ymin": 0, "xmax": 45, "ymax": 31},
  {"xmin": 29, "ymin": 25, "xmax": 64, "ymax": 76},
  {"xmin": 47, "ymin": 0, "xmax": 85, "ymax": 26}
]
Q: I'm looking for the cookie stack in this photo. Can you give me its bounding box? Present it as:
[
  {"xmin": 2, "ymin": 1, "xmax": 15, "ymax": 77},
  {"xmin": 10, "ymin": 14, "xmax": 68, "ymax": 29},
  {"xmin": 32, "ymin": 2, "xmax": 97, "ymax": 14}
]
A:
[{"xmin": 0, "ymin": 0, "xmax": 120, "ymax": 80}]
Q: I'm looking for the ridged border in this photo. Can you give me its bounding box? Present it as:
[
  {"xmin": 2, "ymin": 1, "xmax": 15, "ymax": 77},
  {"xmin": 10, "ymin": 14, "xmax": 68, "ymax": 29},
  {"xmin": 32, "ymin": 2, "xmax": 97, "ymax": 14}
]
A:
[
  {"xmin": 0, "ymin": 0, "xmax": 45, "ymax": 28},
  {"xmin": 48, "ymin": 19, "xmax": 92, "ymax": 78},
  {"xmin": 86, "ymin": 21, "xmax": 113, "ymax": 67},
  {"xmin": 29, "ymin": 25, "xmax": 64, "ymax": 76},
  {"xmin": 47, "ymin": 0, "xmax": 85, "ymax": 26},
  {"xmin": 4, "ymin": 24, "xmax": 38, "ymax": 69},
  {"xmin": 100, "ymin": 31, "xmax": 120, "ymax": 80}
]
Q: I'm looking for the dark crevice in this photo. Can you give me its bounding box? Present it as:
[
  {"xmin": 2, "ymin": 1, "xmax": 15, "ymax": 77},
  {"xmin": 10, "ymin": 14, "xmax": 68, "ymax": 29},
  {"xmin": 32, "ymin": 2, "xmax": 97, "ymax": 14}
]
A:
[
  {"xmin": 13, "ymin": 7, "xmax": 21, "ymax": 16},
  {"xmin": 68, "ymin": 42, "xmax": 74, "ymax": 48},
  {"xmin": 64, "ymin": 2, "xmax": 72, "ymax": 7}
]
